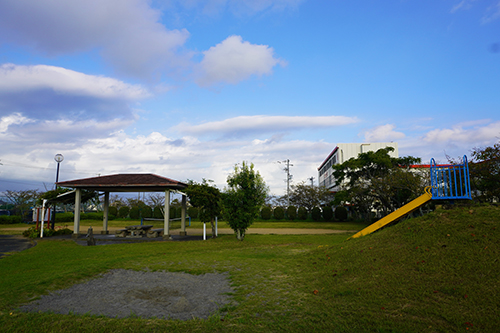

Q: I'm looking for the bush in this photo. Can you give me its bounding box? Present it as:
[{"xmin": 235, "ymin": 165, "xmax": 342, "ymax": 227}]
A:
[
  {"xmin": 261, "ymin": 206, "xmax": 272, "ymax": 220},
  {"xmin": 141, "ymin": 206, "xmax": 153, "ymax": 219},
  {"xmin": 312, "ymin": 207, "xmax": 322, "ymax": 221},
  {"xmin": 298, "ymin": 207, "xmax": 308, "ymax": 220},
  {"xmin": 273, "ymin": 207, "xmax": 284, "ymax": 220},
  {"xmin": 118, "ymin": 206, "xmax": 130, "ymax": 218},
  {"xmin": 153, "ymin": 206, "xmax": 163, "ymax": 219},
  {"xmin": 286, "ymin": 206, "xmax": 297, "ymax": 220},
  {"xmin": 322, "ymin": 206, "xmax": 334, "ymax": 221},
  {"xmin": 129, "ymin": 207, "xmax": 140, "ymax": 219},
  {"xmin": 23, "ymin": 226, "xmax": 72, "ymax": 238},
  {"xmin": 335, "ymin": 206, "xmax": 348, "ymax": 221},
  {"xmin": 0, "ymin": 215, "xmax": 22, "ymax": 224},
  {"xmin": 80, "ymin": 212, "xmax": 103, "ymax": 220},
  {"xmin": 108, "ymin": 206, "xmax": 118, "ymax": 217},
  {"xmin": 55, "ymin": 212, "xmax": 74, "ymax": 223}
]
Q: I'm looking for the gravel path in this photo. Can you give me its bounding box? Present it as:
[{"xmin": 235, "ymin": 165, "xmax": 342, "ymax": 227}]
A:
[{"xmin": 20, "ymin": 269, "xmax": 235, "ymax": 320}]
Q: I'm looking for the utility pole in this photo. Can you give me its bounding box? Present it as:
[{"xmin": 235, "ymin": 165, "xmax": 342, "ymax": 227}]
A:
[
  {"xmin": 308, "ymin": 176, "xmax": 315, "ymax": 186},
  {"xmin": 278, "ymin": 159, "xmax": 293, "ymax": 206}
]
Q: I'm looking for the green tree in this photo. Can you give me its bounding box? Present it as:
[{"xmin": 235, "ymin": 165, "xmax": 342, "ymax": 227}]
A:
[
  {"xmin": 470, "ymin": 141, "xmax": 500, "ymax": 202},
  {"xmin": 185, "ymin": 180, "xmax": 222, "ymax": 238},
  {"xmin": 332, "ymin": 147, "xmax": 422, "ymax": 220},
  {"xmin": 223, "ymin": 162, "xmax": 268, "ymax": 240}
]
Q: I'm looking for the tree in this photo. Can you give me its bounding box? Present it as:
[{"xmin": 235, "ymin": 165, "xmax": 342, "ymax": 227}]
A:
[
  {"xmin": 288, "ymin": 181, "xmax": 334, "ymax": 212},
  {"xmin": 4, "ymin": 189, "xmax": 40, "ymax": 220},
  {"xmin": 184, "ymin": 179, "xmax": 222, "ymax": 238},
  {"xmin": 332, "ymin": 147, "xmax": 423, "ymax": 220},
  {"xmin": 470, "ymin": 141, "xmax": 500, "ymax": 202},
  {"xmin": 223, "ymin": 162, "xmax": 268, "ymax": 240}
]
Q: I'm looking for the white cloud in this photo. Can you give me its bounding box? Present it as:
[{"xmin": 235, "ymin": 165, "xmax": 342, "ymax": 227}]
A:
[
  {"xmin": 0, "ymin": 64, "xmax": 149, "ymax": 121},
  {"xmin": 422, "ymin": 121, "xmax": 500, "ymax": 144},
  {"xmin": 363, "ymin": 124, "xmax": 406, "ymax": 142},
  {"xmin": 0, "ymin": 0, "xmax": 190, "ymax": 80},
  {"xmin": 175, "ymin": 115, "xmax": 358, "ymax": 136},
  {"xmin": 0, "ymin": 113, "xmax": 33, "ymax": 133},
  {"xmin": 196, "ymin": 36, "xmax": 286, "ymax": 86},
  {"xmin": 0, "ymin": 64, "xmax": 150, "ymax": 99}
]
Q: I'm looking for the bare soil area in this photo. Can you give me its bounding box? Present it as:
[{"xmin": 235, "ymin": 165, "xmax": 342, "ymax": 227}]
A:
[{"xmin": 20, "ymin": 269, "xmax": 235, "ymax": 320}]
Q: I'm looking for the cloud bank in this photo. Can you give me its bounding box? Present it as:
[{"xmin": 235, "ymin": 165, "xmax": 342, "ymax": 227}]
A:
[{"xmin": 175, "ymin": 115, "xmax": 359, "ymax": 136}]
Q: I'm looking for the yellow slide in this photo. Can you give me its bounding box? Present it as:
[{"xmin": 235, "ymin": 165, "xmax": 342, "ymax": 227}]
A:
[{"xmin": 348, "ymin": 187, "xmax": 433, "ymax": 239}]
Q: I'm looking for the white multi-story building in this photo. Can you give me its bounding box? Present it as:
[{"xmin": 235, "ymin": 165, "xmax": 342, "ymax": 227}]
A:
[{"xmin": 318, "ymin": 142, "xmax": 399, "ymax": 191}]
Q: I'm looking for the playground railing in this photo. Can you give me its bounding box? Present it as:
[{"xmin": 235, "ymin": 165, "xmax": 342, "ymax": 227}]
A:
[{"xmin": 430, "ymin": 155, "xmax": 471, "ymax": 200}]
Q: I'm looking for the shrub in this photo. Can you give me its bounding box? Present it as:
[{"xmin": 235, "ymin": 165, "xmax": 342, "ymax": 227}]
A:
[
  {"xmin": 286, "ymin": 206, "xmax": 297, "ymax": 221},
  {"xmin": 273, "ymin": 207, "xmax": 284, "ymax": 220},
  {"xmin": 312, "ymin": 207, "xmax": 322, "ymax": 221},
  {"xmin": 153, "ymin": 206, "xmax": 163, "ymax": 219},
  {"xmin": 129, "ymin": 207, "xmax": 140, "ymax": 219},
  {"xmin": 55, "ymin": 212, "xmax": 74, "ymax": 223},
  {"xmin": 322, "ymin": 206, "xmax": 334, "ymax": 221},
  {"xmin": 141, "ymin": 206, "xmax": 153, "ymax": 219},
  {"xmin": 0, "ymin": 215, "xmax": 22, "ymax": 224},
  {"xmin": 54, "ymin": 227, "xmax": 72, "ymax": 235},
  {"xmin": 80, "ymin": 212, "xmax": 103, "ymax": 220},
  {"xmin": 261, "ymin": 206, "xmax": 272, "ymax": 220},
  {"xmin": 108, "ymin": 206, "xmax": 118, "ymax": 217},
  {"xmin": 298, "ymin": 207, "xmax": 308, "ymax": 220},
  {"xmin": 335, "ymin": 206, "xmax": 348, "ymax": 221},
  {"xmin": 118, "ymin": 206, "xmax": 130, "ymax": 218}
]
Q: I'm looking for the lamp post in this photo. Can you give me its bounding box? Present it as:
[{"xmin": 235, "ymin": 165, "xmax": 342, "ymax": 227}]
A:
[
  {"xmin": 54, "ymin": 154, "xmax": 64, "ymax": 187},
  {"xmin": 52, "ymin": 154, "xmax": 64, "ymax": 230}
]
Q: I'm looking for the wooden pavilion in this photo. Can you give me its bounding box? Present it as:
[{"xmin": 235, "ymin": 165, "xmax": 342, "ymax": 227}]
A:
[{"xmin": 56, "ymin": 174, "xmax": 188, "ymax": 240}]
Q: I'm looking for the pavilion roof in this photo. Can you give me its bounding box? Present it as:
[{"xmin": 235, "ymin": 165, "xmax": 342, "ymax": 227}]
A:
[{"xmin": 56, "ymin": 174, "xmax": 188, "ymax": 192}]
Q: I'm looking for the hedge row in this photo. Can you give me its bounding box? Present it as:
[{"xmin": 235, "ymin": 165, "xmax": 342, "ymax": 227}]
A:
[
  {"xmin": 259, "ymin": 206, "xmax": 349, "ymax": 222},
  {"xmin": 0, "ymin": 215, "xmax": 22, "ymax": 224}
]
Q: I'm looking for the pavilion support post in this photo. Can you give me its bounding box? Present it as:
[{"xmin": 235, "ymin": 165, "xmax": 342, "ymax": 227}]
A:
[
  {"xmin": 163, "ymin": 190, "xmax": 171, "ymax": 240},
  {"xmin": 72, "ymin": 188, "xmax": 81, "ymax": 239},
  {"xmin": 102, "ymin": 192, "xmax": 109, "ymax": 235},
  {"xmin": 180, "ymin": 194, "xmax": 187, "ymax": 236}
]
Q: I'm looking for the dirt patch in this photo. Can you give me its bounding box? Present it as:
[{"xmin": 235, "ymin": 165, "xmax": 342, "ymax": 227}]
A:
[{"xmin": 19, "ymin": 269, "xmax": 235, "ymax": 320}]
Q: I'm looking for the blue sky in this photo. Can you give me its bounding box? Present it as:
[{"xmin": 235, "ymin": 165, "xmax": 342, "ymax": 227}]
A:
[{"xmin": 1, "ymin": 0, "xmax": 499, "ymax": 195}]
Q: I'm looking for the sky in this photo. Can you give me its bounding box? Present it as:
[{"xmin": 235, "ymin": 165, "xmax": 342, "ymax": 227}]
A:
[{"xmin": 1, "ymin": 0, "xmax": 499, "ymax": 196}]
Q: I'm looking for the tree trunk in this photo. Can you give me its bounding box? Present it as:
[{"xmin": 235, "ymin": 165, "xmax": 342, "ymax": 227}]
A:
[
  {"xmin": 210, "ymin": 219, "xmax": 216, "ymax": 238},
  {"xmin": 236, "ymin": 229, "xmax": 245, "ymax": 241}
]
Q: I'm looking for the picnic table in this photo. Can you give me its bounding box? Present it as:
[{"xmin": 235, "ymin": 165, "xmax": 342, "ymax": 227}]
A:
[{"xmin": 115, "ymin": 225, "xmax": 154, "ymax": 238}]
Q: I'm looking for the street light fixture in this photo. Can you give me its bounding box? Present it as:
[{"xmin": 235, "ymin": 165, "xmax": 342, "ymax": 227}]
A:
[{"xmin": 54, "ymin": 154, "xmax": 64, "ymax": 187}]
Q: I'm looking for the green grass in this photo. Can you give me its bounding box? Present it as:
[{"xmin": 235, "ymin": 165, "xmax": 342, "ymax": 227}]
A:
[{"xmin": 1, "ymin": 204, "xmax": 499, "ymax": 332}]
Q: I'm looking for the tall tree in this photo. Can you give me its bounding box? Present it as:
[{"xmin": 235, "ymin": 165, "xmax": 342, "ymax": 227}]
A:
[
  {"xmin": 223, "ymin": 162, "xmax": 268, "ymax": 240},
  {"xmin": 184, "ymin": 179, "xmax": 222, "ymax": 238},
  {"xmin": 332, "ymin": 147, "xmax": 423, "ymax": 219}
]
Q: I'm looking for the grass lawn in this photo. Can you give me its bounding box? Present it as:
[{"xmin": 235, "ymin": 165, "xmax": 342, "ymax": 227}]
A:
[{"xmin": 0, "ymin": 204, "xmax": 499, "ymax": 332}]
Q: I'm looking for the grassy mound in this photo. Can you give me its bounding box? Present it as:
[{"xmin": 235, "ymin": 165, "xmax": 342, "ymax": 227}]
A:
[{"xmin": 299, "ymin": 204, "xmax": 500, "ymax": 332}]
